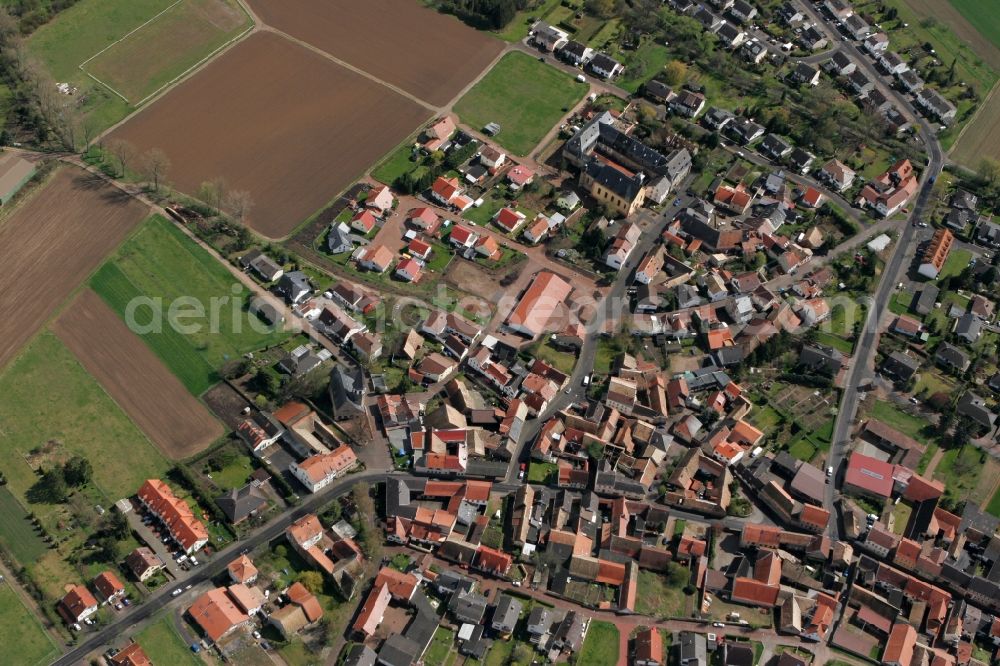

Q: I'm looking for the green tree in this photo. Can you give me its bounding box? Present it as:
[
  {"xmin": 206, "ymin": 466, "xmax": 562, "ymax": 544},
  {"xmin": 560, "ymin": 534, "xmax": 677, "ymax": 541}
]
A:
[
  {"xmin": 63, "ymin": 455, "xmax": 92, "ymax": 487},
  {"xmin": 662, "ymin": 60, "xmax": 688, "ymax": 87},
  {"xmin": 96, "ymin": 534, "xmax": 123, "ymax": 562},
  {"xmin": 105, "ymin": 510, "xmax": 129, "ymax": 540},
  {"xmin": 32, "ymin": 467, "xmax": 68, "ymax": 503},
  {"xmin": 585, "ymin": 0, "xmax": 619, "ymax": 19},
  {"xmin": 296, "ymin": 570, "xmax": 324, "ymax": 596}
]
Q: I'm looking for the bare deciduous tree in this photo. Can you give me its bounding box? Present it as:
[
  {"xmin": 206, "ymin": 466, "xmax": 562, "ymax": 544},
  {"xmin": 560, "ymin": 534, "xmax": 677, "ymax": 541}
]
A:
[
  {"xmin": 198, "ymin": 177, "xmax": 227, "ymax": 214},
  {"xmin": 224, "ymin": 189, "xmax": 253, "ymax": 222},
  {"xmin": 107, "ymin": 138, "xmax": 135, "ymax": 178},
  {"xmin": 140, "ymin": 148, "xmax": 170, "ymax": 193}
]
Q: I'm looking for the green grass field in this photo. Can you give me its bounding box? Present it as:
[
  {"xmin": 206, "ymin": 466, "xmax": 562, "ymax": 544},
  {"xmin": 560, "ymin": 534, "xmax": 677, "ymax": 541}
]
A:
[
  {"xmin": 26, "ymin": 0, "xmax": 251, "ymax": 133},
  {"xmin": 937, "ymin": 248, "xmax": 972, "ymax": 281},
  {"xmin": 578, "ymin": 621, "xmax": 620, "ymax": 666},
  {"xmin": 987, "ymin": 483, "xmax": 1000, "ymax": 517},
  {"xmin": 868, "ymin": 401, "xmax": 931, "ymax": 443},
  {"xmin": 133, "ymin": 615, "xmax": 203, "ymax": 666},
  {"xmin": 424, "ymin": 627, "xmax": 456, "ymax": 666},
  {"xmin": 26, "ymin": 0, "xmax": 175, "ymax": 131},
  {"xmin": 933, "ymin": 446, "xmax": 984, "ymax": 502},
  {"xmin": 0, "ymin": 584, "xmax": 58, "ymax": 666},
  {"xmin": 0, "ymin": 488, "xmax": 48, "ymax": 564},
  {"xmin": 454, "ymin": 52, "xmax": 587, "ymax": 156},
  {"xmin": 84, "ymin": 0, "xmax": 251, "ymax": 103},
  {"xmin": 91, "ymin": 215, "xmax": 291, "ymax": 395},
  {"xmin": 949, "ymin": 0, "xmax": 1000, "ymax": 50},
  {"xmin": 0, "ymin": 332, "xmax": 170, "ymax": 506}
]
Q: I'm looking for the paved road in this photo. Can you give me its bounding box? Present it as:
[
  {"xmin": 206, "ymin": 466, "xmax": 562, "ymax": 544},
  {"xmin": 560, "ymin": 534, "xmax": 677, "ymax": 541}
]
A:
[
  {"xmin": 503, "ymin": 179, "xmax": 696, "ymax": 483},
  {"xmin": 812, "ymin": 0, "xmax": 946, "ymax": 541},
  {"xmin": 51, "ymin": 469, "xmax": 394, "ymax": 666}
]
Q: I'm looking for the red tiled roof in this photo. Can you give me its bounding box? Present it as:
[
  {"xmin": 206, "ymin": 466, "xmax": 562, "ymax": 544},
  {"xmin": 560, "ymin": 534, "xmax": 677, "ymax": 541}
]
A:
[
  {"xmin": 188, "ymin": 588, "xmax": 249, "ymax": 642},
  {"xmin": 286, "ymin": 582, "xmax": 323, "ymax": 623},
  {"xmin": 731, "ymin": 577, "xmax": 780, "ymax": 607},
  {"xmin": 228, "ymin": 555, "xmax": 258, "ymax": 584},
  {"xmin": 60, "ymin": 584, "xmax": 97, "ymax": 621},
  {"xmin": 506, "ymin": 271, "xmax": 572, "ymax": 336},
  {"xmin": 476, "ymin": 545, "xmax": 513, "ymax": 574},
  {"xmin": 110, "ymin": 643, "xmax": 152, "ymax": 666},
  {"xmin": 884, "ymin": 623, "xmax": 917, "ymax": 666},
  {"xmin": 373, "ymin": 566, "xmax": 419, "ymax": 600},
  {"xmin": 94, "ymin": 571, "xmax": 124, "ymax": 600},
  {"xmin": 353, "ymin": 583, "xmax": 391, "ymax": 636},
  {"xmin": 137, "ymin": 480, "xmax": 208, "ymax": 552},
  {"xmin": 844, "ymin": 452, "xmax": 894, "ymax": 498}
]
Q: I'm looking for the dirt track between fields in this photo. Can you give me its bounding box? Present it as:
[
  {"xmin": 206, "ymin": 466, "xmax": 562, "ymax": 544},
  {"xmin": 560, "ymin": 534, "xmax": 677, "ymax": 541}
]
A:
[
  {"xmin": 53, "ymin": 289, "xmax": 223, "ymax": 460},
  {"xmin": 108, "ymin": 31, "xmax": 431, "ymax": 238},
  {"xmin": 0, "ymin": 166, "xmax": 148, "ymax": 372},
  {"xmin": 245, "ymin": 0, "xmax": 504, "ymax": 107}
]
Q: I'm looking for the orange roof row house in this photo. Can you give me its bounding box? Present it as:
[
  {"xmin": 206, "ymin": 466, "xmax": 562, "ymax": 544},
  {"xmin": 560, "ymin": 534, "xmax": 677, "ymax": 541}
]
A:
[
  {"xmin": 137, "ymin": 479, "xmax": 209, "ymax": 553},
  {"xmin": 505, "ymin": 271, "xmax": 573, "ymax": 338},
  {"xmin": 188, "ymin": 588, "xmax": 251, "ymax": 643}
]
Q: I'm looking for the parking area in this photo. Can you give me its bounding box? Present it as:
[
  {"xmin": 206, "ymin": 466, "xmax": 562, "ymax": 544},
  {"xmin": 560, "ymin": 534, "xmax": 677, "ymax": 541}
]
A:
[{"xmin": 124, "ymin": 498, "xmax": 202, "ymax": 580}]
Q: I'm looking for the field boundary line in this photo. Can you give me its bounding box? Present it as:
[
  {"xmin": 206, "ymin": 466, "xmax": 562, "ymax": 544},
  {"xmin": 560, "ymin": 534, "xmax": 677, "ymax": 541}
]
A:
[
  {"xmin": 78, "ymin": 0, "xmax": 184, "ymax": 69},
  {"xmin": 133, "ymin": 20, "xmax": 255, "ymax": 107},
  {"xmin": 80, "ymin": 69, "xmax": 130, "ymax": 104},
  {"xmin": 949, "ymin": 78, "xmax": 1000, "ymax": 159},
  {"xmin": 261, "ymin": 25, "xmax": 438, "ymax": 113}
]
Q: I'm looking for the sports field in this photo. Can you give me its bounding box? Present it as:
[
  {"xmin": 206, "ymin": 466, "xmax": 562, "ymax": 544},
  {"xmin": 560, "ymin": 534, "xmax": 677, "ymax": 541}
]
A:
[
  {"xmin": 454, "ymin": 52, "xmax": 587, "ymax": 156},
  {"xmin": 54, "ymin": 289, "xmax": 224, "ymax": 459},
  {"xmin": 83, "ymin": 0, "xmax": 251, "ymax": 104},
  {"xmin": 0, "ymin": 584, "xmax": 58, "ymax": 666},
  {"xmin": 26, "ymin": 0, "xmax": 252, "ymax": 132},
  {"xmin": 0, "ymin": 332, "xmax": 170, "ymax": 507},
  {"xmin": 91, "ymin": 214, "xmax": 291, "ymax": 394},
  {"xmin": 109, "ymin": 32, "xmax": 431, "ymax": 237}
]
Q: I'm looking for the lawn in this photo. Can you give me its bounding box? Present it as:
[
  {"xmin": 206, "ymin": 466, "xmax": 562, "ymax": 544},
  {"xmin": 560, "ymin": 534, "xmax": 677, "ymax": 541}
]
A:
[
  {"xmin": 937, "ymin": 248, "xmax": 972, "ymax": 281},
  {"xmin": 812, "ymin": 330, "xmax": 854, "ymax": 355},
  {"xmin": 26, "ymin": 0, "xmax": 176, "ymax": 131},
  {"xmin": 890, "ymin": 501, "xmax": 913, "ymax": 535},
  {"xmin": 134, "ymin": 616, "xmax": 204, "ymax": 665},
  {"xmin": 615, "ymin": 40, "xmax": 673, "ymax": 94},
  {"xmin": 867, "ymin": 401, "xmax": 931, "ymax": 443},
  {"xmin": 493, "ymin": 0, "xmax": 563, "ymax": 42},
  {"xmin": 208, "ymin": 452, "xmax": 256, "ymax": 490},
  {"xmin": 0, "ymin": 584, "xmax": 58, "ymax": 666},
  {"xmin": 425, "ymin": 627, "xmax": 456, "ymax": 666},
  {"xmin": 788, "ymin": 437, "xmax": 817, "ymax": 463},
  {"xmin": 635, "ymin": 570, "xmax": 690, "ymax": 618},
  {"xmin": 889, "ymin": 291, "xmax": 913, "ymax": 316},
  {"xmin": 913, "ymin": 370, "xmax": 955, "ymax": 398},
  {"xmin": 0, "ymin": 332, "xmax": 170, "ymax": 510},
  {"xmin": 279, "ymin": 638, "xmax": 322, "ymax": 666},
  {"xmin": 578, "ymin": 621, "xmax": 620, "ymax": 666},
  {"xmin": 527, "ymin": 461, "xmax": 558, "ymax": 485},
  {"xmin": 454, "ymin": 51, "xmax": 587, "ymax": 156},
  {"xmin": 532, "ymin": 341, "xmax": 578, "ymax": 375},
  {"xmin": 933, "ymin": 446, "xmax": 985, "ymax": 502},
  {"xmin": 988, "ymin": 483, "xmax": 1000, "ymax": 517},
  {"xmin": 0, "ymin": 488, "xmax": 48, "ymax": 564},
  {"xmin": 371, "ymin": 140, "xmax": 421, "ymax": 186},
  {"xmin": 91, "ymin": 215, "xmax": 292, "ymax": 395},
  {"xmin": 750, "ymin": 406, "xmax": 782, "ymax": 433}
]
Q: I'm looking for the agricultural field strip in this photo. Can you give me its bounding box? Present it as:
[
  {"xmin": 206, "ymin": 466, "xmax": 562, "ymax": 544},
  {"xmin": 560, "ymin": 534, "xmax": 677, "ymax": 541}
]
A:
[
  {"xmin": 77, "ymin": 0, "xmax": 254, "ymax": 106},
  {"xmin": 53, "ymin": 289, "xmax": 224, "ymax": 460}
]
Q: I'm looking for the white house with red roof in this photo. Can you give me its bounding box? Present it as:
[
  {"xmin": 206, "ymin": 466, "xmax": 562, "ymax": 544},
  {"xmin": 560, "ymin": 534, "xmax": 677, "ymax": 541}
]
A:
[
  {"xmin": 431, "ymin": 176, "xmax": 463, "ymax": 207},
  {"xmin": 407, "ymin": 207, "xmax": 440, "ymax": 232},
  {"xmin": 449, "ymin": 224, "xmax": 479, "ymax": 249},
  {"xmin": 396, "ymin": 258, "xmax": 423, "ymax": 282},
  {"xmin": 365, "ymin": 185, "xmax": 394, "ymax": 215},
  {"xmin": 407, "ymin": 238, "xmax": 433, "ymax": 260},
  {"xmin": 800, "ymin": 187, "xmax": 824, "ymax": 209},
  {"xmin": 494, "ymin": 207, "xmax": 526, "ymax": 234},
  {"xmin": 523, "ymin": 216, "xmax": 550, "ymax": 244},
  {"xmin": 475, "ymin": 235, "xmax": 502, "ymax": 260},
  {"xmin": 358, "ymin": 244, "xmax": 394, "ymax": 274},
  {"xmin": 507, "ymin": 165, "xmax": 535, "ymax": 191},
  {"xmin": 290, "ymin": 444, "xmax": 359, "ymax": 493},
  {"xmin": 59, "ymin": 585, "xmax": 98, "ymax": 624},
  {"xmin": 351, "ymin": 210, "xmax": 378, "ymax": 235}
]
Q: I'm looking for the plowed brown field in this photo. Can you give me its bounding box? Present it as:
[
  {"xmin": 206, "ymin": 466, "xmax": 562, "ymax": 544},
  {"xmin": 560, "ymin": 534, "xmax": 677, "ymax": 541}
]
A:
[
  {"xmin": 109, "ymin": 31, "xmax": 431, "ymax": 238},
  {"xmin": 53, "ymin": 289, "xmax": 223, "ymax": 460},
  {"xmin": 245, "ymin": 0, "xmax": 503, "ymax": 106},
  {"xmin": 0, "ymin": 166, "xmax": 147, "ymax": 371}
]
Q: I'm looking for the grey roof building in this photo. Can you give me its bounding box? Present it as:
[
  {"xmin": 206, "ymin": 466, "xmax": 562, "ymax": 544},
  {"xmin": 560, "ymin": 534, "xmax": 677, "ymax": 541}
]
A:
[
  {"xmin": 955, "ymin": 312, "xmax": 982, "ymax": 343},
  {"xmin": 678, "ymin": 631, "xmax": 707, "ymax": 665},
  {"xmin": 799, "ymin": 344, "xmax": 844, "ymax": 376},
  {"xmin": 215, "ymin": 484, "xmax": 268, "ymax": 524},
  {"xmin": 882, "ymin": 351, "xmax": 920, "ymax": 381},
  {"xmin": 490, "ymin": 595, "xmax": 522, "ymax": 634},
  {"xmin": 935, "ymin": 342, "xmax": 970, "ymax": 374},
  {"xmin": 449, "ymin": 589, "xmax": 488, "ymax": 624},
  {"xmin": 958, "ymin": 392, "xmax": 998, "ymax": 430}
]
